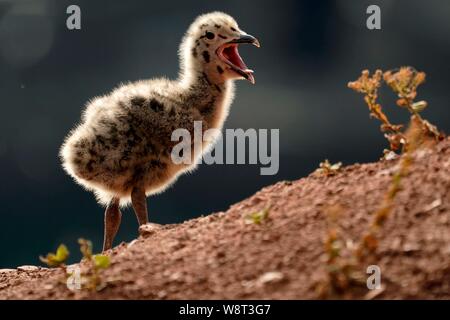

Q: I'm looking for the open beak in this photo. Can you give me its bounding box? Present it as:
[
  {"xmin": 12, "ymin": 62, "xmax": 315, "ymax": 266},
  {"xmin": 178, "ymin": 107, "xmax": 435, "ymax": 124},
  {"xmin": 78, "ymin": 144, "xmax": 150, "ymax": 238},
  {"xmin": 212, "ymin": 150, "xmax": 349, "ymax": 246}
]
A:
[{"xmin": 216, "ymin": 33, "xmax": 260, "ymax": 84}]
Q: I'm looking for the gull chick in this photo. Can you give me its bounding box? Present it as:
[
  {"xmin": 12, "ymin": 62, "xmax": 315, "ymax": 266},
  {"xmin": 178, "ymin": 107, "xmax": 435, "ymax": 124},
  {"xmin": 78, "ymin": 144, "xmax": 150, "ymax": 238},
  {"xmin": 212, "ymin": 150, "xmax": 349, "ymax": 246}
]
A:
[{"xmin": 60, "ymin": 12, "xmax": 260, "ymax": 251}]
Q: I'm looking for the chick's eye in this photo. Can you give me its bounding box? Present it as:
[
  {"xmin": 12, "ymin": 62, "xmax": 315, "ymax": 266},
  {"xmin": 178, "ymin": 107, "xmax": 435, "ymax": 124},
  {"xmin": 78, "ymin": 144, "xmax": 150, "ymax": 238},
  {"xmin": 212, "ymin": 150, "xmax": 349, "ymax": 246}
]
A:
[{"xmin": 206, "ymin": 31, "xmax": 215, "ymax": 40}]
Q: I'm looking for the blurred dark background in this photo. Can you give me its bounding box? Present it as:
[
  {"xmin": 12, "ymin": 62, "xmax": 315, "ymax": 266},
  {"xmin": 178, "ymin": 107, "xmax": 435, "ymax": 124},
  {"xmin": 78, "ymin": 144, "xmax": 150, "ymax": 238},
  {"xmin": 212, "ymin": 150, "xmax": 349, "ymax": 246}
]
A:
[{"xmin": 0, "ymin": 0, "xmax": 449, "ymax": 267}]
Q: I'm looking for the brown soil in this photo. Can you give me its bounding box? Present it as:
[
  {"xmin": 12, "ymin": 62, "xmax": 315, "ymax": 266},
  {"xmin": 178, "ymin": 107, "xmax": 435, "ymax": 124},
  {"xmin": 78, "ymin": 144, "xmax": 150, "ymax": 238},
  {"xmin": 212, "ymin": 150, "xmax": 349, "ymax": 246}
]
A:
[{"xmin": 1, "ymin": 139, "xmax": 449, "ymax": 300}]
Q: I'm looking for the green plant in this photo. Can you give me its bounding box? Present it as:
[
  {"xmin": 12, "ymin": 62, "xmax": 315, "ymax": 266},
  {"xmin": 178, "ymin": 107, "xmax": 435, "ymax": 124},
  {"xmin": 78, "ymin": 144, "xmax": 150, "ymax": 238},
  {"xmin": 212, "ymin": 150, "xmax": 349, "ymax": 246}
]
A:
[
  {"xmin": 383, "ymin": 67, "xmax": 443, "ymax": 141},
  {"xmin": 40, "ymin": 244, "xmax": 70, "ymax": 268},
  {"xmin": 77, "ymin": 238, "xmax": 111, "ymax": 291},
  {"xmin": 348, "ymin": 66, "xmax": 444, "ymax": 259},
  {"xmin": 348, "ymin": 69, "xmax": 405, "ymax": 153},
  {"xmin": 316, "ymin": 205, "xmax": 365, "ymax": 299},
  {"xmin": 316, "ymin": 159, "xmax": 343, "ymax": 176},
  {"xmin": 245, "ymin": 207, "xmax": 270, "ymax": 225},
  {"xmin": 348, "ymin": 67, "xmax": 444, "ymax": 156},
  {"xmin": 356, "ymin": 116, "xmax": 425, "ymax": 259},
  {"xmin": 318, "ymin": 66, "xmax": 446, "ymax": 299},
  {"xmin": 39, "ymin": 239, "xmax": 111, "ymax": 292}
]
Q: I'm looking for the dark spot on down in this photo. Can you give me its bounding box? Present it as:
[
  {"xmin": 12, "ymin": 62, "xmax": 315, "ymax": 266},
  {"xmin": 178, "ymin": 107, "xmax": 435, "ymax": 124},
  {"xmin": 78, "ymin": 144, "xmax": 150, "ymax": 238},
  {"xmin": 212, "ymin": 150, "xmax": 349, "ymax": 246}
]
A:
[
  {"xmin": 150, "ymin": 159, "xmax": 166, "ymax": 169},
  {"xmin": 217, "ymin": 65, "xmax": 224, "ymax": 74},
  {"xmin": 111, "ymin": 138, "xmax": 119, "ymax": 148},
  {"xmin": 201, "ymin": 103, "xmax": 215, "ymax": 115},
  {"xmin": 130, "ymin": 96, "xmax": 146, "ymax": 107},
  {"xmin": 118, "ymin": 100, "xmax": 127, "ymax": 109},
  {"xmin": 75, "ymin": 139, "xmax": 87, "ymax": 149},
  {"xmin": 127, "ymin": 139, "xmax": 136, "ymax": 148},
  {"xmin": 192, "ymin": 48, "xmax": 197, "ymax": 58},
  {"xmin": 202, "ymin": 51, "xmax": 210, "ymax": 63},
  {"xmin": 215, "ymin": 24, "xmax": 221, "ymax": 29},
  {"xmin": 121, "ymin": 150, "xmax": 131, "ymax": 162},
  {"xmin": 202, "ymin": 72, "xmax": 212, "ymax": 86},
  {"xmin": 218, "ymin": 34, "xmax": 227, "ymax": 39},
  {"xmin": 96, "ymin": 135, "xmax": 109, "ymax": 149},
  {"xmin": 86, "ymin": 160, "xmax": 95, "ymax": 172},
  {"xmin": 149, "ymin": 99, "xmax": 164, "ymax": 112},
  {"xmin": 108, "ymin": 124, "xmax": 118, "ymax": 135}
]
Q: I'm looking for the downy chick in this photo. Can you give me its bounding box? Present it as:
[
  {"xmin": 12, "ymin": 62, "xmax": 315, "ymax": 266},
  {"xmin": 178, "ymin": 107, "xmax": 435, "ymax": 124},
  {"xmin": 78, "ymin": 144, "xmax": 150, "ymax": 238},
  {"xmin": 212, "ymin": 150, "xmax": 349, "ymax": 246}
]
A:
[{"xmin": 60, "ymin": 12, "xmax": 260, "ymax": 251}]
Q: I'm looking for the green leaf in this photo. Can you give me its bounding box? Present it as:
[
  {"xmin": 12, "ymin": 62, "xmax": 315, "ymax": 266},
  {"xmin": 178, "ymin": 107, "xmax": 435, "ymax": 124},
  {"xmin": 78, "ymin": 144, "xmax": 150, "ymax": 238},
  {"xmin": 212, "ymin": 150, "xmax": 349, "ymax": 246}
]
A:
[
  {"xmin": 39, "ymin": 244, "xmax": 69, "ymax": 267},
  {"xmin": 55, "ymin": 244, "xmax": 70, "ymax": 262},
  {"xmin": 93, "ymin": 255, "xmax": 111, "ymax": 269}
]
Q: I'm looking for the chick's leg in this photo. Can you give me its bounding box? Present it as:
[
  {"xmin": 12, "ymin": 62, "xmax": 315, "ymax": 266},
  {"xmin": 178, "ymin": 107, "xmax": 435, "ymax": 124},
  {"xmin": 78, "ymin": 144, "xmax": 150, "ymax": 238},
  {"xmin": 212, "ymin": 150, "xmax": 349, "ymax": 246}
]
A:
[
  {"xmin": 131, "ymin": 185, "xmax": 149, "ymax": 226},
  {"xmin": 103, "ymin": 198, "xmax": 122, "ymax": 252}
]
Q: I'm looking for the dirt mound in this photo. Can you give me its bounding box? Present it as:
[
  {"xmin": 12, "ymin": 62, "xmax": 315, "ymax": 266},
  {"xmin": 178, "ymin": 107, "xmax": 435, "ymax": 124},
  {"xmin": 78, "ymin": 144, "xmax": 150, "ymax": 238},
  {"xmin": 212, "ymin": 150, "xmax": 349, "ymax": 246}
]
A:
[{"xmin": 1, "ymin": 138, "xmax": 449, "ymax": 300}]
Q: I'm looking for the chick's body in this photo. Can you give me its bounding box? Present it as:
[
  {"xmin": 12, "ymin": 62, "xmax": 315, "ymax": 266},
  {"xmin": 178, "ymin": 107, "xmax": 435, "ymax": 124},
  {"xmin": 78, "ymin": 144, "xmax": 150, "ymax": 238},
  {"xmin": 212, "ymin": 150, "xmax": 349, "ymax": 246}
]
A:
[{"xmin": 61, "ymin": 77, "xmax": 233, "ymax": 206}]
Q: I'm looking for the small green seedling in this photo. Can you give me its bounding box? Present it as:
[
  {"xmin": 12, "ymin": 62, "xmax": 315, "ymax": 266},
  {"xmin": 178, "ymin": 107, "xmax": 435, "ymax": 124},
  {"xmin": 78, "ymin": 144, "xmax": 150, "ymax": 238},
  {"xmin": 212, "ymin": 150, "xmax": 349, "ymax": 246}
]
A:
[
  {"xmin": 78, "ymin": 238, "xmax": 111, "ymax": 291},
  {"xmin": 316, "ymin": 205, "xmax": 366, "ymax": 299},
  {"xmin": 316, "ymin": 159, "xmax": 343, "ymax": 176},
  {"xmin": 39, "ymin": 244, "xmax": 70, "ymax": 268},
  {"xmin": 40, "ymin": 239, "xmax": 111, "ymax": 292},
  {"xmin": 245, "ymin": 207, "xmax": 270, "ymax": 225},
  {"xmin": 94, "ymin": 254, "xmax": 111, "ymax": 269}
]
